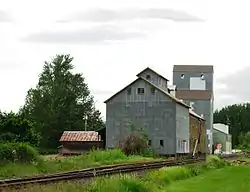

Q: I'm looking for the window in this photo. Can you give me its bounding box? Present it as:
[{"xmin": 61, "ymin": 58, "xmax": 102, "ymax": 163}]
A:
[
  {"xmin": 127, "ymin": 87, "xmax": 131, "ymax": 95},
  {"xmin": 200, "ymin": 73, "xmax": 204, "ymax": 80},
  {"xmin": 137, "ymin": 88, "xmax": 144, "ymax": 94},
  {"xmin": 181, "ymin": 74, "xmax": 184, "ymax": 79},
  {"xmin": 151, "ymin": 87, "xmax": 156, "ymax": 94},
  {"xmin": 190, "ymin": 77, "xmax": 206, "ymax": 90},
  {"xmin": 160, "ymin": 140, "xmax": 164, "ymax": 147},
  {"xmin": 148, "ymin": 140, "xmax": 152, "ymax": 146},
  {"xmin": 146, "ymin": 75, "xmax": 151, "ymax": 80}
]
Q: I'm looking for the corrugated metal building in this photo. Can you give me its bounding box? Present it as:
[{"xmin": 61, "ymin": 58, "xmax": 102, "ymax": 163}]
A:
[
  {"xmin": 172, "ymin": 65, "xmax": 214, "ymax": 154},
  {"xmin": 59, "ymin": 131, "xmax": 103, "ymax": 155},
  {"xmin": 104, "ymin": 67, "xmax": 191, "ymax": 155},
  {"xmin": 213, "ymin": 123, "xmax": 232, "ymax": 154}
]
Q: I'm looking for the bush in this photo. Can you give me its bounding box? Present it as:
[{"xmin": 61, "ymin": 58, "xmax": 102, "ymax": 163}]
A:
[
  {"xmin": 0, "ymin": 142, "xmax": 40, "ymax": 164},
  {"xmin": 87, "ymin": 148, "xmax": 128, "ymax": 162},
  {"xmin": 120, "ymin": 131, "xmax": 149, "ymax": 156}
]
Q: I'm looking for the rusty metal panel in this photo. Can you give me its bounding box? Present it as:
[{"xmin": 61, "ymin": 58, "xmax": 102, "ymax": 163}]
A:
[
  {"xmin": 59, "ymin": 131, "xmax": 100, "ymax": 142},
  {"xmin": 176, "ymin": 90, "xmax": 212, "ymax": 100},
  {"xmin": 173, "ymin": 65, "xmax": 214, "ymax": 73}
]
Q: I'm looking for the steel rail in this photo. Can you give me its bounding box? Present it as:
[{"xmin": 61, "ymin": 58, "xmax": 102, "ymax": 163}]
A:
[
  {"xmin": 0, "ymin": 154, "xmax": 244, "ymax": 188},
  {"xmin": 0, "ymin": 158, "xmax": 204, "ymax": 188}
]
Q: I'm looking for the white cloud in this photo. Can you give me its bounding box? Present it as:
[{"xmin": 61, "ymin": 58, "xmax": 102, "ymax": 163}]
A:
[
  {"xmin": 59, "ymin": 8, "xmax": 204, "ymax": 23},
  {"xmin": 21, "ymin": 25, "xmax": 147, "ymax": 44}
]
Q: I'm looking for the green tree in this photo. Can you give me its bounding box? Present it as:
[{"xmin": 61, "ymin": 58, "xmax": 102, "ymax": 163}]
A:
[
  {"xmin": 214, "ymin": 103, "xmax": 250, "ymax": 147},
  {"xmin": 20, "ymin": 54, "xmax": 104, "ymax": 149},
  {"xmin": 0, "ymin": 111, "xmax": 40, "ymax": 146},
  {"xmin": 238, "ymin": 131, "xmax": 250, "ymax": 149}
]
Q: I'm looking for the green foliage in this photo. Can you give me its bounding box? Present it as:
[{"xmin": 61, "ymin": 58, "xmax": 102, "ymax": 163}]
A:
[
  {"xmin": 87, "ymin": 175, "xmax": 150, "ymax": 192},
  {"xmin": 213, "ymin": 103, "xmax": 250, "ymax": 147},
  {"xmin": 0, "ymin": 111, "xmax": 40, "ymax": 146},
  {"xmin": 20, "ymin": 54, "xmax": 105, "ymax": 150},
  {"xmin": 0, "ymin": 149, "xmax": 155, "ymax": 179},
  {"xmin": 87, "ymin": 149, "xmax": 127, "ymax": 162},
  {"xmin": 0, "ymin": 142, "xmax": 40, "ymax": 164},
  {"xmin": 238, "ymin": 131, "xmax": 250, "ymax": 150},
  {"xmin": 147, "ymin": 166, "xmax": 192, "ymax": 186}
]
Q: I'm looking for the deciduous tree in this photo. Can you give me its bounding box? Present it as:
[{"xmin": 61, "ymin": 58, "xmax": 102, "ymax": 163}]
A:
[{"xmin": 20, "ymin": 54, "xmax": 104, "ymax": 149}]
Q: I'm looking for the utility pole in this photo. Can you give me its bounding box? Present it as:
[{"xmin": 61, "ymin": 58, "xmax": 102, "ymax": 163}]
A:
[{"xmin": 84, "ymin": 114, "xmax": 88, "ymax": 131}]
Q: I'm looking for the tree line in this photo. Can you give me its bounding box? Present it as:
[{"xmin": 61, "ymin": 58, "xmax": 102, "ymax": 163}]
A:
[
  {"xmin": 0, "ymin": 54, "xmax": 105, "ymax": 153},
  {"xmin": 214, "ymin": 103, "xmax": 250, "ymax": 149}
]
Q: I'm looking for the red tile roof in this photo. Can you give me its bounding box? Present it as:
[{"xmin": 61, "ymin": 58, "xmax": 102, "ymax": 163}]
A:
[{"xmin": 59, "ymin": 131, "xmax": 101, "ymax": 142}]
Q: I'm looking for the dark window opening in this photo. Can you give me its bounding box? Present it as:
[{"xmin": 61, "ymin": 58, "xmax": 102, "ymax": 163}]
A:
[
  {"xmin": 200, "ymin": 73, "xmax": 204, "ymax": 80},
  {"xmin": 151, "ymin": 87, "xmax": 156, "ymax": 94},
  {"xmin": 160, "ymin": 140, "xmax": 164, "ymax": 147},
  {"xmin": 127, "ymin": 87, "xmax": 131, "ymax": 95},
  {"xmin": 181, "ymin": 74, "xmax": 184, "ymax": 79},
  {"xmin": 146, "ymin": 75, "xmax": 151, "ymax": 80},
  {"xmin": 148, "ymin": 140, "xmax": 151, "ymax": 146},
  {"xmin": 137, "ymin": 88, "xmax": 145, "ymax": 94}
]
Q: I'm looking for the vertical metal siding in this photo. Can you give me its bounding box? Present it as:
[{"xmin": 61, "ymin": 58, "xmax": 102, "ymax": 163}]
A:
[
  {"xmin": 175, "ymin": 103, "xmax": 190, "ymax": 153},
  {"xmin": 106, "ymin": 79, "xmax": 176, "ymax": 155}
]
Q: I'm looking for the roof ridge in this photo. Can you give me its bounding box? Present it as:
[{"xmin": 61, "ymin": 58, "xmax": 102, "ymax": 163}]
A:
[{"xmin": 139, "ymin": 77, "xmax": 190, "ymax": 108}]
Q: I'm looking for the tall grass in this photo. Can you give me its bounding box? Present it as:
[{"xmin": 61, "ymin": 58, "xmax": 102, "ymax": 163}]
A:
[
  {"xmin": 16, "ymin": 155, "xmax": 231, "ymax": 192},
  {"xmin": 0, "ymin": 148, "xmax": 156, "ymax": 179}
]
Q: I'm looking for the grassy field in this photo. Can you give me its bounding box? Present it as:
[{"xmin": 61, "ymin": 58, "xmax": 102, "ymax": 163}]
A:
[
  {"xmin": 167, "ymin": 166, "xmax": 250, "ymax": 192},
  {"xmin": 0, "ymin": 149, "xmax": 159, "ymax": 179},
  {"xmin": 8, "ymin": 155, "xmax": 235, "ymax": 192}
]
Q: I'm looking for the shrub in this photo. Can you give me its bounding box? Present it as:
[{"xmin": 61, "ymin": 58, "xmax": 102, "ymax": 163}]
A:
[
  {"xmin": 87, "ymin": 148, "xmax": 128, "ymax": 162},
  {"xmin": 120, "ymin": 131, "xmax": 149, "ymax": 156},
  {"xmin": 0, "ymin": 142, "xmax": 40, "ymax": 164}
]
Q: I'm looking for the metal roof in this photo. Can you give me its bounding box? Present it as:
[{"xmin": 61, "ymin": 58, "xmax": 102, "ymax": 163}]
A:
[
  {"xmin": 189, "ymin": 109, "xmax": 205, "ymax": 120},
  {"xmin": 173, "ymin": 65, "xmax": 214, "ymax": 73},
  {"xmin": 136, "ymin": 67, "xmax": 169, "ymax": 81},
  {"xmin": 104, "ymin": 76, "xmax": 190, "ymax": 109},
  {"xmin": 59, "ymin": 131, "xmax": 100, "ymax": 142}
]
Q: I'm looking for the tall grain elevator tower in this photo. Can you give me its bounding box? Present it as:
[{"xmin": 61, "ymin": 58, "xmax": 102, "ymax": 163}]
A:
[{"xmin": 172, "ymin": 65, "xmax": 214, "ymax": 154}]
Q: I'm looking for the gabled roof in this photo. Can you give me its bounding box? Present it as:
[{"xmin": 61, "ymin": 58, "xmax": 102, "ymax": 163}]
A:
[
  {"xmin": 136, "ymin": 67, "xmax": 169, "ymax": 82},
  {"xmin": 104, "ymin": 77, "xmax": 190, "ymax": 108},
  {"xmin": 59, "ymin": 131, "xmax": 100, "ymax": 142},
  {"xmin": 189, "ymin": 109, "xmax": 205, "ymax": 121}
]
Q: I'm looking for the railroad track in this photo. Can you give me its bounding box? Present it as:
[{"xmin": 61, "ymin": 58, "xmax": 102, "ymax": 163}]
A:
[
  {"xmin": 0, "ymin": 158, "xmax": 204, "ymax": 188},
  {"xmin": 0, "ymin": 154, "xmax": 244, "ymax": 189}
]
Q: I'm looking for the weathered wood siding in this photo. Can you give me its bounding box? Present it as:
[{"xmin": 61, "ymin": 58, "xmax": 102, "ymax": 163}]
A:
[{"xmin": 189, "ymin": 115, "xmax": 206, "ymax": 154}]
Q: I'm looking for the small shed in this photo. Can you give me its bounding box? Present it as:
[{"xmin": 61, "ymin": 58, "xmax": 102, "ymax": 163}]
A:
[{"xmin": 59, "ymin": 131, "xmax": 104, "ymax": 155}]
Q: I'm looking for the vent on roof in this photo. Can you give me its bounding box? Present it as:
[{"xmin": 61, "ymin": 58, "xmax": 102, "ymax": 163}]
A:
[
  {"xmin": 168, "ymin": 85, "xmax": 176, "ymax": 97},
  {"xmin": 200, "ymin": 114, "xmax": 204, "ymax": 118},
  {"xmin": 190, "ymin": 102, "xmax": 195, "ymax": 110}
]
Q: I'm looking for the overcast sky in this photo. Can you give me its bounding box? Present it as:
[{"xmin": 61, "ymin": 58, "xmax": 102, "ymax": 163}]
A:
[{"xmin": 0, "ymin": 0, "xmax": 248, "ymax": 120}]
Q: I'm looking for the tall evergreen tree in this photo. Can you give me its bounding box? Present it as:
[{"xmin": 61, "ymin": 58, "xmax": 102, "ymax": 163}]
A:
[{"xmin": 20, "ymin": 54, "xmax": 105, "ymax": 149}]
